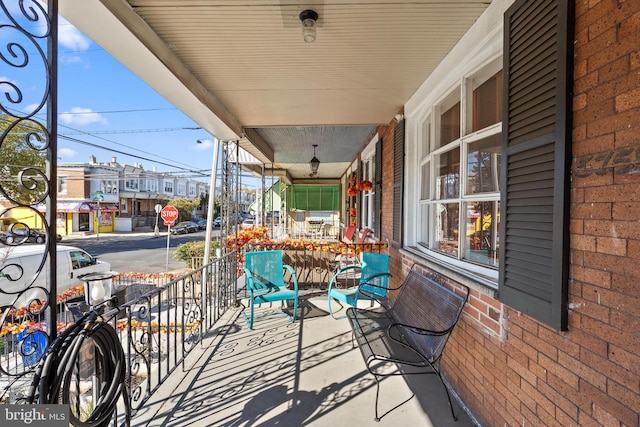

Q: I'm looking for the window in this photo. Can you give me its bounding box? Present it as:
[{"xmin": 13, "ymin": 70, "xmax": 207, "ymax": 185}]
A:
[
  {"xmin": 417, "ymin": 67, "xmax": 502, "ymax": 269},
  {"xmin": 164, "ymin": 181, "xmax": 173, "ymax": 193},
  {"xmin": 58, "ymin": 176, "xmax": 67, "ymax": 194},
  {"xmin": 120, "ymin": 199, "xmax": 128, "ymax": 213},
  {"xmin": 360, "ymin": 156, "xmax": 379, "ymax": 234},
  {"xmin": 125, "ymin": 179, "xmax": 138, "ymax": 190}
]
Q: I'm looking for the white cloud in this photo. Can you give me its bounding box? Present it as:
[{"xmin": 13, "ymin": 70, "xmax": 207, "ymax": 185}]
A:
[
  {"xmin": 59, "ymin": 148, "xmax": 78, "ymax": 158},
  {"xmin": 194, "ymin": 139, "xmax": 213, "ymax": 150},
  {"xmin": 60, "ymin": 107, "xmax": 108, "ymax": 126},
  {"xmin": 0, "ymin": 76, "xmax": 17, "ymax": 85},
  {"xmin": 59, "ymin": 55, "xmax": 85, "ymax": 66},
  {"xmin": 58, "ymin": 19, "xmax": 91, "ymax": 51}
]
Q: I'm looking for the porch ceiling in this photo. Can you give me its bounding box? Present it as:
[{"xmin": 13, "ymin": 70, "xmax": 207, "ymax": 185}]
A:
[{"xmin": 59, "ymin": 0, "xmax": 491, "ymax": 182}]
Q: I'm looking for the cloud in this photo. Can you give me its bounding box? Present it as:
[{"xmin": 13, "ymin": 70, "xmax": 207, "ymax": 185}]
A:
[
  {"xmin": 58, "ymin": 19, "xmax": 91, "ymax": 51},
  {"xmin": 0, "ymin": 76, "xmax": 17, "ymax": 86},
  {"xmin": 59, "ymin": 55, "xmax": 85, "ymax": 66},
  {"xmin": 60, "ymin": 107, "xmax": 108, "ymax": 126},
  {"xmin": 57, "ymin": 17, "xmax": 91, "ymax": 67},
  {"xmin": 59, "ymin": 148, "xmax": 78, "ymax": 158},
  {"xmin": 194, "ymin": 139, "xmax": 213, "ymax": 150}
]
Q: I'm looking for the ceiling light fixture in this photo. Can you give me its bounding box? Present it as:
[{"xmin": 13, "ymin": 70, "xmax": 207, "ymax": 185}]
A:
[
  {"xmin": 309, "ymin": 144, "xmax": 320, "ymax": 176},
  {"xmin": 299, "ymin": 9, "xmax": 319, "ymax": 43}
]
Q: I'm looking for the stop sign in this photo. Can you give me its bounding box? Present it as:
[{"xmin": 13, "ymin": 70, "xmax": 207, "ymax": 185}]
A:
[{"xmin": 161, "ymin": 206, "xmax": 179, "ymax": 226}]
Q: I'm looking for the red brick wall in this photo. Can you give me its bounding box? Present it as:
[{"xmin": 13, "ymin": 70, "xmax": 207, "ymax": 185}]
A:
[
  {"xmin": 61, "ymin": 169, "xmax": 89, "ymax": 199},
  {"xmin": 377, "ymin": 117, "xmax": 405, "ymax": 286},
  {"xmin": 386, "ymin": 1, "xmax": 640, "ymax": 425}
]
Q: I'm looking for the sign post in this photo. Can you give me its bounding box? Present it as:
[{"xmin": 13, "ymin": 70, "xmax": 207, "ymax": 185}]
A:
[
  {"xmin": 161, "ymin": 206, "xmax": 179, "ymax": 272},
  {"xmin": 93, "ymin": 190, "xmax": 104, "ymax": 241}
]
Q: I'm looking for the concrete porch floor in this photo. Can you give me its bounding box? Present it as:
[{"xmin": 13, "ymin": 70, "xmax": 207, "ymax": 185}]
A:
[{"xmin": 130, "ymin": 294, "xmax": 478, "ymax": 427}]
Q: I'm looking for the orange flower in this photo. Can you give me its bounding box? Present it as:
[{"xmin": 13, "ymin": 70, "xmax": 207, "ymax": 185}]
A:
[
  {"xmin": 358, "ymin": 180, "xmax": 373, "ymax": 191},
  {"xmin": 349, "ymin": 207, "xmax": 357, "ymax": 217},
  {"xmin": 347, "ymin": 187, "xmax": 358, "ymax": 197}
]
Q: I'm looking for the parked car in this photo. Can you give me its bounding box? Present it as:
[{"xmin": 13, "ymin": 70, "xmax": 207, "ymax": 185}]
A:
[
  {"xmin": 240, "ymin": 219, "xmax": 255, "ymax": 230},
  {"xmin": 213, "ymin": 217, "xmax": 222, "ymax": 228},
  {"xmin": 196, "ymin": 219, "xmax": 207, "ymax": 230},
  {"xmin": 0, "ymin": 244, "xmax": 111, "ymax": 307},
  {"xmin": 1, "ymin": 227, "xmax": 62, "ymax": 244},
  {"xmin": 171, "ymin": 221, "xmax": 199, "ymax": 234}
]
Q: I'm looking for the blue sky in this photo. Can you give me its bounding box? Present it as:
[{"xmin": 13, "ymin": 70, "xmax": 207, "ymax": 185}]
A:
[
  {"xmin": 54, "ymin": 17, "xmax": 217, "ymax": 180},
  {"xmin": 3, "ymin": 6, "xmax": 234, "ymax": 185}
]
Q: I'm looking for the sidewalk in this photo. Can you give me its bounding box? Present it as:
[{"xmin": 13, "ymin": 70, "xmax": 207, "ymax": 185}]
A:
[{"xmin": 64, "ymin": 230, "xmax": 160, "ymax": 242}]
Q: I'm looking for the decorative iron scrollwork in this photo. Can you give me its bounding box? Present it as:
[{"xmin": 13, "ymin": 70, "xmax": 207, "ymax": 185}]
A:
[{"xmin": 0, "ymin": 0, "xmax": 53, "ymax": 401}]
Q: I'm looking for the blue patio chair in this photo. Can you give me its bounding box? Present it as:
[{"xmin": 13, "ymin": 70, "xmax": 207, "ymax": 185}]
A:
[
  {"xmin": 243, "ymin": 250, "xmax": 299, "ymax": 329},
  {"xmin": 327, "ymin": 252, "xmax": 392, "ymax": 319}
]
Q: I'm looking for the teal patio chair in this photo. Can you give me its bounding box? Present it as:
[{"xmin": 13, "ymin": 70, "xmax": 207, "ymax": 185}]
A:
[
  {"xmin": 243, "ymin": 250, "xmax": 299, "ymax": 329},
  {"xmin": 327, "ymin": 251, "xmax": 392, "ymax": 319}
]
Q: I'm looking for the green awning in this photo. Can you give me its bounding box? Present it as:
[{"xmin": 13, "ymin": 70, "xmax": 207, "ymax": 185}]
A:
[{"xmin": 286, "ymin": 186, "xmax": 339, "ymax": 211}]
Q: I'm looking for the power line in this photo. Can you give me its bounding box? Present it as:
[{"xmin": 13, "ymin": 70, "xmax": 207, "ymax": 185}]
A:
[
  {"xmin": 60, "ymin": 126, "xmax": 202, "ymax": 135},
  {"xmin": 59, "ymin": 134, "xmax": 209, "ymax": 177},
  {"xmin": 1, "ymin": 111, "xmax": 209, "ymax": 174},
  {"xmin": 60, "ymin": 107, "xmax": 180, "ymax": 115}
]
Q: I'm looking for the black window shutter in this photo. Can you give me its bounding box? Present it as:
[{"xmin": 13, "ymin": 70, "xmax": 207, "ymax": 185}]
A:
[
  {"xmin": 374, "ymin": 138, "xmax": 383, "ymax": 236},
  {"xmin": 500, "ymin": 0, "xmax": 574, "ymax": 330},
  {"xmin": 392, "ymin": 120, "xmax": 405, "ymax": 247}
]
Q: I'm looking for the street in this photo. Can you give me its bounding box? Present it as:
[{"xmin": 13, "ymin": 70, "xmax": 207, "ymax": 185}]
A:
[{"xmin": 60, "ymin": 229, "xmax": 222, "ymax": 274}]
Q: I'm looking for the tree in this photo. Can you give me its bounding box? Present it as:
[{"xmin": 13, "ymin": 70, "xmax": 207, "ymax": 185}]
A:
[
  {"xmin": 168, "ymin": 197, "xmax": 200, "ymax": 221},
  {"xmin": 0, "ymin": 113, "xmax": 47, "ymax": 205}
]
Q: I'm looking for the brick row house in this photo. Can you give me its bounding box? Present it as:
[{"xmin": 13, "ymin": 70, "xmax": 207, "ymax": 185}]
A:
[
  {"xmin": 336, "ymin": 1, "xmax": 639, "ymax": 425},
  {"xmin": 0, "ymin": 156, "xmax": 208, "ymax": 235},
  {"xmin": 47, "ymin": 0, "xmax": 640, "ymax": 425}
]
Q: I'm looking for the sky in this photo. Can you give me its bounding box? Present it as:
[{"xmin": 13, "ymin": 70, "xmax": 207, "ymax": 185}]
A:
[{"xmin": 2, "ymin": 5, "xmax": 261, "ymax": 189}]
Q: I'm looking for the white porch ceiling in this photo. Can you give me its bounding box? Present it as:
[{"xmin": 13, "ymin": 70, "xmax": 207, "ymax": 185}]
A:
[{"xmin": 59, "ymin": 0, "xmax": 492, "ymax": 182}]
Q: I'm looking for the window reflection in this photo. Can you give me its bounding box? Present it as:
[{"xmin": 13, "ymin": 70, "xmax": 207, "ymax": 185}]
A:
[
  {"xmin": 434, "ymin": 202, "xmax": 459, "ymax": 257},
  {"xmin": 466, "ymin": 134, "xmax": 501, "ymax": 194},
  {"xmin": 463, "ymin": 201, "xmax": 499, "ymax": 267},
  {"xmin": 435, "ymin": 147, "xmax": 460, "ymax": 199}
]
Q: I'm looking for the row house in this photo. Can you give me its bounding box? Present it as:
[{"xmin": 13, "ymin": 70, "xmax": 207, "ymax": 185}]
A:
[{"xmin": 0, "ymin": 156, "xmax": 209, "ymax": 235}]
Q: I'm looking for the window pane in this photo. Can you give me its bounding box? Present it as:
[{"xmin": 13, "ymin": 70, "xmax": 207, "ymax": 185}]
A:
[
  {"xmin": 422, "ymin": 119, "xmax": 431, "ymax": 158},
  {"xmin": 435, "ymin": 147, "xmax": 460, "ymax": 199},
  {"xmin": 420, "ymin": 162, "xmax": 430, "ymax": 200},
  {"xmin": 434, "ymin": 202, "xmax": 459, "ymax": 257},
  {"xmin": 473, "ymin": 70, "xmax": 503, "ymax": 131},
  {"xmin": 462, "ymin": 201, "xmax": 499, "ymax": 267},
  {"xmin": 439, "ymin": 102, "xmax": 460, "ymax": 147},
  {"xmin": 466, "ymin": 134, "xmax": 501, "ymax": 194},
  {"xmin": 418, "ymin": 203, "xmax": 430, "ymax": 247}
]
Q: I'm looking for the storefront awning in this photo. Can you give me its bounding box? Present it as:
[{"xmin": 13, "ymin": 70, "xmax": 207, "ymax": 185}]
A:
[
  {"xmin": 33, "ymin": 202, "xmax": 119, "ymax": 213},
  {"xmin": 90, "ymin": 203, "xmax": 119, "ymax": 212}
]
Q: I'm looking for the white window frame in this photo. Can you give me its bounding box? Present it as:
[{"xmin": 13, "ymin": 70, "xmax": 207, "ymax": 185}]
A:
[
  {"xmin": 360, "ymin": 135, "xmax": 377, "ymax": 233},
  {"xmin": 58, "ymin": 176, "xmax": 67, "ymax": 194},
  {"xmin": 407, "ymin": 51, "xmax": 503, "ymax": 280}
]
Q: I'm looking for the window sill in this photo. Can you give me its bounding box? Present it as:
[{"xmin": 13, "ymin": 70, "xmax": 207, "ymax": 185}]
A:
[{"xmin": 401, "ymin": 246, "xmax": 499, "ymax": 299}]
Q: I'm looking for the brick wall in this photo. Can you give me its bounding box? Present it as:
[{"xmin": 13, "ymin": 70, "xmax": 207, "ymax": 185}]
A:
[
  {"xmin": 378, "ymin": 116, "xmax": 405, "ymax": 289},
  {"xmin": 62, "ymin": 169, "xmax": 89, "ymax": 199},
  {"xmin": 386, "ymin": 1, "xmax": 640, "ymax": 425}
]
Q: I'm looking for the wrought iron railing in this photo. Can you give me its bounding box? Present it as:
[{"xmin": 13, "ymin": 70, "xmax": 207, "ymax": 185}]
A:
[{"xmin": 0, "ymin": 251, "xmax": 238, "ymax": 426}]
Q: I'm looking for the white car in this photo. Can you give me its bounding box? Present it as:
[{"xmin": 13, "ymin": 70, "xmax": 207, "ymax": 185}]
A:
[
  {"xmin": 241, "ymin": 219, "xmax": 255, "ymax": 230},
  {"xmin": 0, "ymin": 245, "xmax": 112, "ymax": 308}
]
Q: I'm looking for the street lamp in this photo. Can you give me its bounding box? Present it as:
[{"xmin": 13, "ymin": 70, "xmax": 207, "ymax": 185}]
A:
[
  {"xmin": 154, "ymin": 203, "xmax": 162, "ymax": 237},
  {"xmin": 78, "ymin": 271, "xmax": 118, "ymax": 307}
]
